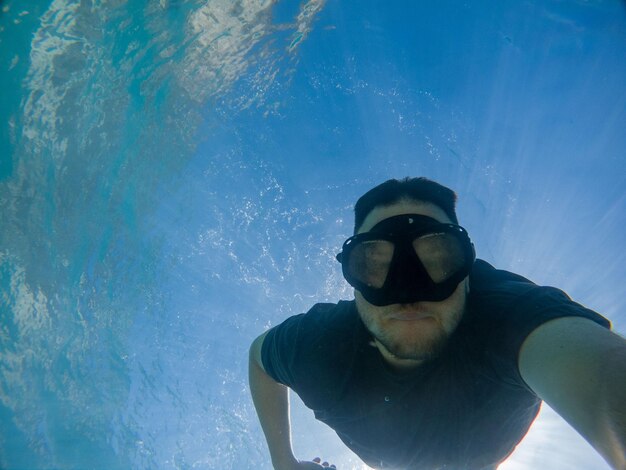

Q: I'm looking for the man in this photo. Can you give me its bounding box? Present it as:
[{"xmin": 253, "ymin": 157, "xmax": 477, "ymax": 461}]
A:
[{"xmin": 249, "ymin": 177, "xmax": 626, "ymax": 469}]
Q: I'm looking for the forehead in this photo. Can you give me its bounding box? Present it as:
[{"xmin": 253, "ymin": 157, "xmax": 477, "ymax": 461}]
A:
[{"xmin": 358, "ymin": 199, "xmax": 452, "ymax": 234}]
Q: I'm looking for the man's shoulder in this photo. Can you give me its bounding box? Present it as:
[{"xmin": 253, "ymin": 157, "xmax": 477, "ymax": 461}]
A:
[
  {"xmin": 470, "ymin": 259, "xmax": 536, "ymax": 294},
  {"xmin": 467, "ymin": 258, "xmax": 610, "ymax": 335},
  {"xmin": 270, "ymin": 300, "xmax": 361, "ymax": 346},
  {"xmin": 301, "ymin": 299, "xmax": 358, "ymax": 326},
  {"xmin": 266, "ymin": 299, "xmax": 360, "ymax": 350},
  {"xmin": 262, "ymin": 300, "xmax": 363, "ymax": 407},
  {"xmin": 469, "ymin": 259, "xmax": 574, "ymax": 313}
]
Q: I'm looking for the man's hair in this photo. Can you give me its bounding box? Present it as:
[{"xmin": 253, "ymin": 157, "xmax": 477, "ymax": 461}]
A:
[{"xmin": 354, "ymin": 177, "xmax": 458, "ymax": 233}]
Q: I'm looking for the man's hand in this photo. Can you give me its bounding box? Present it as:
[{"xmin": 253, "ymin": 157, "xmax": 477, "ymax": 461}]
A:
[
  {"xmin": 274, "ymin": 456, "xmax": 337, "ymax": 470},
  {"xmin": 285, "ymin": 457, "xmax": 336, "ymax": 469},
  {"xmin": 250, "ymin": 333, "xmax": 339, "ymax": 470}
]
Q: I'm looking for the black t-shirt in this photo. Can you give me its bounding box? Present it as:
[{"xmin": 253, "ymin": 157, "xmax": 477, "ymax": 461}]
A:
[{"xmin": 261, "ymin": 260, "xmax": 611, "ymax": 469}]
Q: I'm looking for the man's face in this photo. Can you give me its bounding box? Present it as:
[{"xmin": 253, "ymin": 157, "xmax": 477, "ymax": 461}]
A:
[{"xmin": 354, "ymin": 199, "xmax": 469, "ymax": 365}]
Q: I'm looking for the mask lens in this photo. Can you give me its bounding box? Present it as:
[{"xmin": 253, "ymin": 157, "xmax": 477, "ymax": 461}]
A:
[
  {"xmin": 347, "ymin": 240, "xmax": 394, "ymax": 288},
  {"xmin": 413, "ymin": 232, "xmax": 466, "ymax": 283}
]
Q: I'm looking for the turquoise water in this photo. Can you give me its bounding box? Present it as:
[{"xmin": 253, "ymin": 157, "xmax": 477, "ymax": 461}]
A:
[{"xmin": 1, "ymin": 1, "xmax": 625, "ymax": 469}]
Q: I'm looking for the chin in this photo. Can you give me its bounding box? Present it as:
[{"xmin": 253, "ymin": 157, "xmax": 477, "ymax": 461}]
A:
[
  {"xmin": 379, "ymin": 317, "xmax": 451, "ymax": 360},
  {"xmin": 354, "ymin": 284, "xmax": 467, "ymax": 361}
]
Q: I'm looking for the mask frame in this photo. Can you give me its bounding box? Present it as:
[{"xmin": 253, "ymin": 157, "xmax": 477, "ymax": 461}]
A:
[{"xmin": 336, "ymin": 214, "xmax": 475, "ymax": 306}]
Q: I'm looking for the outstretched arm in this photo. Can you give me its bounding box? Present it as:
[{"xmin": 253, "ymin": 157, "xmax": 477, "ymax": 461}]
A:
[
  {"xmin": 249, "ymin": 332, "xmax": 335, "ymax": 470},
  {"xmin": 519, "ymin": 316, "xmax": 626, "ymax": 469}
]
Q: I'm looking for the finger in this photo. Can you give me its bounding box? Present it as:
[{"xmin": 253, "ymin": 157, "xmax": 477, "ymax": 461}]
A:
[{"xmin": 312, "ymin": 457, "xmax": 321, "ymax": 463}]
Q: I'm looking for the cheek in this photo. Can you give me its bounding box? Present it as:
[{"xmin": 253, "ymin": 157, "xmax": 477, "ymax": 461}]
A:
[
  {"xmin": 455, "ymin": 277, "xmax": 470, "ymax": 304},
  {"xmin": 355, "ymin": 291, "xmax": 385, "ymax": 320},
  {"xmin": 441, "ymin": 277, "xmax": 468, "ymax": 302},
  {"xmin": 440, "ymin": 280, "xmax": 469, "ymax": 321},
  {"xmin": 436, "ymin": 280, "xmax": 467, "ymax": 313},
  {"xmin": 354, "ymin": 291, "xmax": 369, "ymax": 315}
]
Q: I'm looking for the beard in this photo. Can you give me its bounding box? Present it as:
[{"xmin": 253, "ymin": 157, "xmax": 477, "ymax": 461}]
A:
[
  {"xmin": 355, "ymin": 285, "xmax": 467, "ymax": 363},
  {"xmin": 359, "ymin": 296, "xmax": 464, "ymax": 362},
  {"xmin": 363, "ymin": 315, "xmax": 458, "ymax": 362}
]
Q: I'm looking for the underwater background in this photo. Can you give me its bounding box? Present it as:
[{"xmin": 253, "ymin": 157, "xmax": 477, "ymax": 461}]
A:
[{"xmin": 1, "ymin": 1, "xmax": 625, "ymax": 469}]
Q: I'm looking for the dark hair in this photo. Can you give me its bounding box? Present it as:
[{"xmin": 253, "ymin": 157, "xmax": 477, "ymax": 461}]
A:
[{"xmin": 354, "ymin": 177, "xmax": 458, "ymax": 233}]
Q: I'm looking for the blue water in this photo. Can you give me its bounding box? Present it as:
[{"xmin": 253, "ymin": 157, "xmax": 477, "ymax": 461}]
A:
[{"xmin": 1, "ymin": 1, "xmax": 625, "ymax": 469}]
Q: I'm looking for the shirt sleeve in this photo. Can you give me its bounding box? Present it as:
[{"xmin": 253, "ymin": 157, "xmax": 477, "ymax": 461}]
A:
[
  {"xmin": 469, "ymin": 260, "xmax": 611, "ymax": 390},
  {"xmin": 260, "ymin": 301, "xmax": 360, "ymax": 410},
  {"xmin": 261, "ymin": 312, "xmax": 305, "ymax": 387}
]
